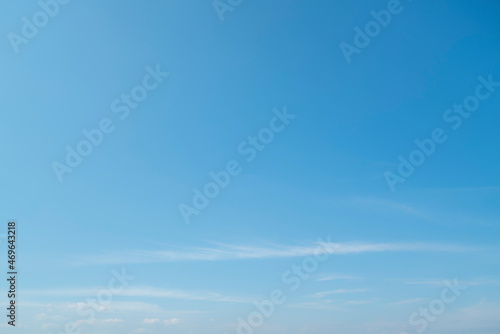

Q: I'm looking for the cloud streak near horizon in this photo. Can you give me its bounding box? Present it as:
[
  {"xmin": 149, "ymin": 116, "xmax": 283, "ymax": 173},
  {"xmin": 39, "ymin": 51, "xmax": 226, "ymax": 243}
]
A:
[
  {"xmin": 70, "ymin": 240, "xmax": 472, "ymax": 265},
  {"xmin": 24, "ymin": 287, "xmax": 256, "ymax": 304}
]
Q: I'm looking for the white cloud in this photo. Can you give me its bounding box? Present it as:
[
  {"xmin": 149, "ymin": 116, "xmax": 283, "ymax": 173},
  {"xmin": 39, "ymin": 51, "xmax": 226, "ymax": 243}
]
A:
[
  {"xmin": 102, "ymin": 319, "xmax": 124, "ymax": 323},
  {"xmin": 403, "ymin": 280, "xmax": 447, "ymax": 286},
  {"xmin": 143, "ymin": 319, "xmax": 160, "ymax": 324},
  {"xmin": 71, "ymin": 239, "xmax": 469, "ymax": 265},
  {"xmin": 419, "ymin": 186, "xmax": 500, "ymax": 193},
  {"xmin": 332, "ymin": 196, "xmax": 428, "ymax": 219},
  {"xmin": 344, "ymin": 299, "xmax": 377, "ymax": 305},
  {"xmin": 36, "ymin": 313, "xmax": 65, "ymax": 321},
  {"xmin": 164, "ymin": 318, "xmax": 180, "ymax": 326},
  {"xmin": 316, "ymin": 274, "xmax": 362, "ymax": 281},
  {"xmin": 310, "ymin": 289, "xmax": 367, "ymax": 298},
  {"xmin": 404, "ymin": 279, "xmax": 500, "ymax": 287},
  {"xmin": 73, "ymin": 318, "xmax": 123, "ymax": 326},
  {"xmin": 388, "ymin": 298, "xmax": 427, "ymax": 305},
  {"xmin": 120, "ymin": 287, "xmax": 256, "ymax": 303},
  {"xmin": 26, "ymin": 287, "xmax": 257, "ymax": 304},
  {"xmin": 288, "ymin": 300, "xmax": 340, "ymax": 311}
]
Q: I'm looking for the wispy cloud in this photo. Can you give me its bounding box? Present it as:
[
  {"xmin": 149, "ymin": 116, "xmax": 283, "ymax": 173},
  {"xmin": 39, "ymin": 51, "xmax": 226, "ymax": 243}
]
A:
[
  {"xmin": 403, "ymin": 280, "xmax": 448, "ymax": 287},
  {"xmin": 310, "ymin": 289, "xmax": 367, "ymax": 298},
  {"xmin": 387, "ymin": 298, "xmax": 427, "ymax": 306},
  {"xmin": 74, "ymin": 318, "xmax": 124, "ymax": 326},
  {"xmin": 164, "ymin": 318, "xmax": 180, "ymax": 326},
  {"xmin": 416, "ymin": 186, "xmax": 500, "ymax": 193},
  {"xmin": 332, "ymin": 196, "xmax": 428, "ymax": 219},
  {"xmin": 316, "ymin": 274, "xmax": 362, "ymax": 282},
  {"xmin": 71, "ymin": 240, "xmax": 470, "ymax": 265},
  {"xmin": 26, "ymin": 301, "xmax": 206, "ymax": 318},
  {"xmin": 404, "ymin": 278, "xmax": 500, "ymax": 287},
  {"xmin": 288, "ymin": 300, "xmax": 340, "ymax": 311},
  {"xmin": 344, "ymin": 299, "xmax": 377, "ymax": 305},
  {"xmin": 289, "ymin": 298, "xmax": 377, "ymax": 310},
  {"xmin": 25, "ymin": 287, "xmax": 257, "ymax": 304},
  {"xmin": 142, "ymin": 318, "xmax": 181, "ymax": 326},
  {"xmin": 143, "ymin": 319, "xmax": 160, "ymax": 324}
]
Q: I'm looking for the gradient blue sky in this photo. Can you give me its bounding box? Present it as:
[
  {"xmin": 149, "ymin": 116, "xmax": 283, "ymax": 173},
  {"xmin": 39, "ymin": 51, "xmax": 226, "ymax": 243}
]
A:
[{"xmin": 1, "ymin": 0, "xmax": 500, "ymax": 333}]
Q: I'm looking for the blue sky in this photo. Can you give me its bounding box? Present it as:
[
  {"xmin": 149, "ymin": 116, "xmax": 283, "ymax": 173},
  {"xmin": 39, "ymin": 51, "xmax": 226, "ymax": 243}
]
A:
[{"xmin": 1, "ymin": 0, "xmax": 500, "ymax": 333}]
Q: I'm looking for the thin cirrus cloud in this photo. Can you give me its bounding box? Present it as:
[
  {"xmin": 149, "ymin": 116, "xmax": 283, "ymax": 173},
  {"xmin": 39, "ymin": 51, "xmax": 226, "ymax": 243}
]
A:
[
  {"xmin": 344, "ymin": 299, "xmax": 378, "ymax": 305},
  {"xmin": 24, "ymin": 286, "xmax": 258, "ymax": 304},
  {"xmin": 316, "ymin": 274, "xmax": 363, "ymax": 281},
  {"xmin": 404, "ymin": 279, "xmax": 500, "ymax": 287},
  {"xmin": 388, "ymin": 298, "xmax": 427, "ymax": 306},
  {"xmin": 310, "ymin": 289, "xmax": 367, "ymax": 299},
  {"xmin": 70, "ymin": 241, "xmax": 471, "ymax": 265},
  {"xmin": 289, "ymin": 298, "xmax": 377, "ymax": 310},
  {"xmin": 143, "ymin": 319, "xmax": 160, "ymax": 324},
  {"xmin": 36, "ymin": 301, "xmax": 204, "ymax": 315},
  {"xmin": 332, "ymin": 196, "xmax": 428, "ymax": 219},
  {"xmin": 288, "ymin": 300, "xmax": 340, "ymax": 311}
]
